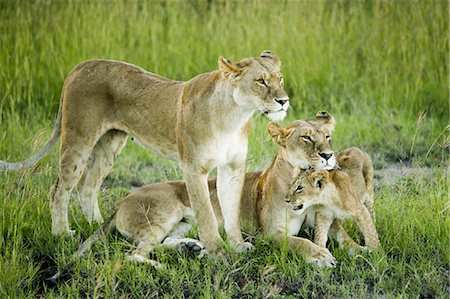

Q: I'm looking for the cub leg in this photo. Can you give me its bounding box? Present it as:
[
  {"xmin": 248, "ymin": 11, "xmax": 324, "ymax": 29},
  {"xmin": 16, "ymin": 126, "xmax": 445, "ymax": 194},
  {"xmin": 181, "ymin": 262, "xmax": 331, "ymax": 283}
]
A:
[
  {"xmin": 274, "ymin": 234, "xmax": 336, "ymax": 267},
  {"xmin": 126, "ymin": 215, "xmax": 186, "ymax": 268},
  {"xmin": 356, "ymin": 206, "xmax": 380, "ymax": 249},
  {"xmin": 313, "ymin": 212, "xmax": 333, "ymax": 248},
  {"xmin": 51, "ymin": 131, "xmax": 102, "ymax": 235},
  {"xmin": 181, "ymin": 171, "xmax": 223, "ymax": 252},
  {"xmin": 164, "ymin": 216, "xmax": 206, "ymax": 257},
  {"xmin": 363, "ymin": 192, "xmax": 376, "ymax": 222},
  {"xmin": 127, "ymin": 237, "xmax": 162, "ymax": 269},
  {"xmin": 76, "ymin": 130, "xmax": 128, "ymax": 224},
  {"xmin": 167, "ymin": 221, "xmax": 192, "ymax": 239},
  {"xmin": 217, "ymin": 163, "xmax": 253, "ymax": 252},
  {"xmin": 328, "ymin": 219, "xmax": 365, "ymax": 254}
]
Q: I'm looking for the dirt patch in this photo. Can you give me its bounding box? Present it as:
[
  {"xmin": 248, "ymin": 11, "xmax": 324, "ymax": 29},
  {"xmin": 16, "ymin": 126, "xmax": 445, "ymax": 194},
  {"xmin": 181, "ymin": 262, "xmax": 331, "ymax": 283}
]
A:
[{"xmin": 373, "ymin": 163, "xmax": 436, "ymax": 187}]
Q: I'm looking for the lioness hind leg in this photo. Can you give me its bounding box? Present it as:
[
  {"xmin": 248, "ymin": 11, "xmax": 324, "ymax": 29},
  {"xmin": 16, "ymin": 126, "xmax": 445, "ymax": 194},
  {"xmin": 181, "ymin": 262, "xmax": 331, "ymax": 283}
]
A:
[
  {"xmin": 51, "ymin": 133, "xmax": 100, "ymax": 235},
  {"xmin": 76, "ymin": 130, "xmax": 128, "ymax": 224}
]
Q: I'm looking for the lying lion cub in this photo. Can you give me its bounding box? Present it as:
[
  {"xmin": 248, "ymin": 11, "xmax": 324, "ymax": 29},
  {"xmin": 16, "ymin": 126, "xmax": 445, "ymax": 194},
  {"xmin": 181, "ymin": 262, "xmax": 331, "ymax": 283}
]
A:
[
  {"xmin": 75, "ymin": 112, "xmax": 344, "ymax": 267},
  {"xmin": 286, "ymin": 147, "xmax": 380, "ymax": 250}
]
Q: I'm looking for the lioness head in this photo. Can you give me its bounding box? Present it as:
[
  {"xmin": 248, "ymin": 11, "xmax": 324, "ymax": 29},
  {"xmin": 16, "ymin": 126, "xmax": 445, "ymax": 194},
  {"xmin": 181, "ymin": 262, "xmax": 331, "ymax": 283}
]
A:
[
  {"xmin": 286, "ymin": 169, "xmax": 330, "ymax": 213},
  {"xmin": 268, "ymin": 111, "xmax": 337, "ymax": 170},
  {"xmin": 218, "ymin": 50, "xmax": 289, "ymax": 122}
]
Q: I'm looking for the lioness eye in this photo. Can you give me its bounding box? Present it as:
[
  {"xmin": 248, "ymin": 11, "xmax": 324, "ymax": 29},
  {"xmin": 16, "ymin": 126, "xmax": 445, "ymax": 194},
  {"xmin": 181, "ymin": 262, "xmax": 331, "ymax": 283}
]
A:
[
  {"xmin": 301, "ymin": 136, "xmax": 312, "ymax": 142},
  {"xmin": 256, "ymin": 78, "xmax": 267, "ymax": 86},
  {"xmin": 295, "ymin": 185, "xmax": 303, "ymax": 193}
]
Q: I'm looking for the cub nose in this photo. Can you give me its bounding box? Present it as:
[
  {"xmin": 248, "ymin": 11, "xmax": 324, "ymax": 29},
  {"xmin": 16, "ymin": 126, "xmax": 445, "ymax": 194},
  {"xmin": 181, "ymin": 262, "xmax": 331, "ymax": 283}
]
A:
[
  {"xmin": 293, "ymin": 204, "xmax": 304, "ymax": 211},
  {"xmin": 319, "ymin": 152, "xmax": 333, "ymax": 161},
  {"xmin": 274, "ymin": 98, "xmax": 289, "ymax": 106}
]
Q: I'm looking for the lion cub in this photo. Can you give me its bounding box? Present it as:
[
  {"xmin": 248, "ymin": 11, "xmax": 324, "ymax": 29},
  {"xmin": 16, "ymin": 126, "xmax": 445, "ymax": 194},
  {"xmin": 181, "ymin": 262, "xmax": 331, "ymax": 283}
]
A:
[{"xmin": 286, "ymin": 147, "xmax": 380, "ymax": 250}]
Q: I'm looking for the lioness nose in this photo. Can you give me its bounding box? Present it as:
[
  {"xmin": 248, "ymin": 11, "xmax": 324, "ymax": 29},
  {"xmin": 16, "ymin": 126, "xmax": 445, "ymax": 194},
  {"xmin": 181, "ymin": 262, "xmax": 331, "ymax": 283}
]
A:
[
  {"xmin": 319, "ymin": 152, "xmax": 333, "ymax": 161},
  {"xmin": 274, "ymin": 98, "xmax": 289, "ymax": 106}
]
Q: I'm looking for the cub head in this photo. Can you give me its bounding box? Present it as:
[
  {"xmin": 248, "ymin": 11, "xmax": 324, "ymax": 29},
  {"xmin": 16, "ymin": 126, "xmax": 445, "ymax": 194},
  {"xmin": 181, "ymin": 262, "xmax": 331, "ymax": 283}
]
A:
[
  {"xmin": 268, "ymin": 111, "xmax": 337, "ymax": 170},
  {"xmin": 218, "ymin": 50, "xmax": 289, "ymax": 122},
  {"xmin": 286, "ymin": 169, "xmax": 330, "ymax": 214}
]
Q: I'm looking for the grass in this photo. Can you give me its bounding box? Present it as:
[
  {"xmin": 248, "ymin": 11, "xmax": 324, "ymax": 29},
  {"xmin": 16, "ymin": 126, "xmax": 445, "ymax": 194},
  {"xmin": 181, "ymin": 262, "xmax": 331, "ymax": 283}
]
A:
[{"xmin": 0, "ymin": 1, "xmax": 448, "ymax": 297}]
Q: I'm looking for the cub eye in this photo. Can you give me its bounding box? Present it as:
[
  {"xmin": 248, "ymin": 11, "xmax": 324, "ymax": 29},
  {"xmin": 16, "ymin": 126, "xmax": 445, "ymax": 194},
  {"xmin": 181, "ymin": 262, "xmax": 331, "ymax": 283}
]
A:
[
  {"xmin": 256, "ymin": 78, "xmax": 267, "ymax": 86},
  {"xmin": 301, "ymin": 136, "xmax": 312, "ymax": 142},
  {"xmin": 295, "ymin": 185, "xmax": 303, "ymax": 193}
]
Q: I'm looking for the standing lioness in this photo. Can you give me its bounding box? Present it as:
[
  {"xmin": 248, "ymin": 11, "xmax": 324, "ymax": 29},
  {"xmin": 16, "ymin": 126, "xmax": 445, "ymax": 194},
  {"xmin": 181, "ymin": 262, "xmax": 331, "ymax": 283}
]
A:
[{"xmin": 0, "ymin": 51, "xmax": 289, "ymax": 252}]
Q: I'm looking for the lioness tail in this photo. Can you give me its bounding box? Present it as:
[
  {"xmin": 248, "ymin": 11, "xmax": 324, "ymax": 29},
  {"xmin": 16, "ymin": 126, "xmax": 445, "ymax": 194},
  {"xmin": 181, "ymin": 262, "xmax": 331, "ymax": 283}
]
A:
[{"xmin": 0, "ymin": 104, "xmax": 62, "ymax": 171}]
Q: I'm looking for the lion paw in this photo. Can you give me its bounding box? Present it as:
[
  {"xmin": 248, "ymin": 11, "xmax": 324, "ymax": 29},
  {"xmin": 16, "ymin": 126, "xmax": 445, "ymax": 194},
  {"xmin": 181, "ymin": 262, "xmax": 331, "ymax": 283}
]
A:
[
  {"xmin": 163, "ymin": 237, "xmax": 207, "ymax": 258},
  {"xmin": 306, "ymin": 247, "xmax": 336, "ymax": 268},
  {"xmin": 53, "ymin": 228, "xmax": 76, "ymax": 237},
  {"xmin": 126, "ymin": 253, "xmax": 163, "ymax": 269},
  {"xmin": 228, "ymin": 240, "xmax": 254, "ymax": 253},
  {"xmin": 347, "ymin": 244, "xmax": 368, "ymax": 256}
]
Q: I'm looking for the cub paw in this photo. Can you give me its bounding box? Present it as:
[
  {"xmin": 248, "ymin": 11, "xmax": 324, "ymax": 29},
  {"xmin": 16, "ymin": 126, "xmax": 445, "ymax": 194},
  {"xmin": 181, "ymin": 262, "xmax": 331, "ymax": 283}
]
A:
[
  {"xmin": 306, "ymin": 246, "xmax": 336, "ymax": 268},
  {"xmin": 347, "ymin": 244, "xmax": 368, "ymax": 256},
  {"xmin": 126, "ymin": 253, "xmax": 163, "ymax": 269},
  {"xmin": 163, "ymin": 237, "xmax": 207, "ymax": 258},
  {"xmin": 228, "ymin": 240, "xmax": 254, "ymax": 253}
]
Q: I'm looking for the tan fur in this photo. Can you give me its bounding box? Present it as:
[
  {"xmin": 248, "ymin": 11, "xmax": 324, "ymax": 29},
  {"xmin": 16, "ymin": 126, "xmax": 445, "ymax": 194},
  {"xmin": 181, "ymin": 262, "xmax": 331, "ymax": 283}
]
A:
[
  {"xmin": 1, "ymin": 51, "xmax": 290, "ymax": 252},
  {"xmin": 287, "ymin": 147, "xmax": 380, "ymax": 250},
  {"xmin": 76, "ymin": 113, "xmax": 340, "ymax": 267}
]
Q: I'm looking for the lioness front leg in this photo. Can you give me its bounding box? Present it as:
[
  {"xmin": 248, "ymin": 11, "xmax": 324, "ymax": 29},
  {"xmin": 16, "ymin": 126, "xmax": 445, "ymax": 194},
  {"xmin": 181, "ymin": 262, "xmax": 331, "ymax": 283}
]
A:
[
  {"xmin": 182, "ymin": 170, "xmax": 223, "ymax": 252},
  {"xmin": 313, "ymin": 212, "xmax": 333, "ymax": 248},
  {"xmin": 217, "ymin": 163, "xmax": 253, "ymax": 252}
]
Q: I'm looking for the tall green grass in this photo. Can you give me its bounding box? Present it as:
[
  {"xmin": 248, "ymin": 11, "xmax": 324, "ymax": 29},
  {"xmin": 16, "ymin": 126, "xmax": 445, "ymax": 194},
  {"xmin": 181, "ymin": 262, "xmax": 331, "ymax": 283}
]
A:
[
  {"xmin": 0, "ymin": 0, "xmax": 448, "ymax": 163},
  {"xmin": 0, "ymin": 1, "xmax": 448, "ymax": 297}
]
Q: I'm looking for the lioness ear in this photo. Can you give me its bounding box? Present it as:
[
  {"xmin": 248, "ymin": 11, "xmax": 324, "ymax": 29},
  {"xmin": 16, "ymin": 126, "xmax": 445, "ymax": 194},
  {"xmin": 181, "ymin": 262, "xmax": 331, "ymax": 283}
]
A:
[
  {"xmin": 260, "ymin": 50, "xmax": 281, "ymax": 68},
  {"xmin": 309, "ymin": 170, "xmax": 329, "ymax": 189},
  {"xmin": 268, "ymin": 122, "xmax": 294, "ymax": 147},
  {"xmin": 218, "ymin": 56, "xmax": 242, "ymax": 80},
  {"xmin": 315, "ymin": 110, "xmax": 336, "ymax": 132}
]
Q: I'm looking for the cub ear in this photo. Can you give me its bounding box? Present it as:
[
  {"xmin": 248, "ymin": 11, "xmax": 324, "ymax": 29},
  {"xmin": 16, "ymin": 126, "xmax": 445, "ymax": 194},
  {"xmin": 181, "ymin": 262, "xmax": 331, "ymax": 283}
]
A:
[
  {"xmin": 267, "ymin": 122, "xmax": 294, "ymax": 147},
  {"xmin": 218, "ymin": 56, "xmax": 243, "ymax": 80},
  {"xmin": 309, "ymin": 170, "xmax": 330, "ymax": 189},
  {"xmin": 260, "ymin": 50, "xmax": 281, "ymax": 68},
  {"xmin": 315, "ymin": 110, "xmax": 335, "ymax": 132}
]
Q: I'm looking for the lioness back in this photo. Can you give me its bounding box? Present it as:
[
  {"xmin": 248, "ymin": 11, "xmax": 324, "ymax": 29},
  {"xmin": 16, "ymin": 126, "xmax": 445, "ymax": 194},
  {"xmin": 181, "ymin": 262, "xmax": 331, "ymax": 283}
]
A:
[{"xmin": 63, "ymin": 59, "xmax": 184, "ymax": 158}]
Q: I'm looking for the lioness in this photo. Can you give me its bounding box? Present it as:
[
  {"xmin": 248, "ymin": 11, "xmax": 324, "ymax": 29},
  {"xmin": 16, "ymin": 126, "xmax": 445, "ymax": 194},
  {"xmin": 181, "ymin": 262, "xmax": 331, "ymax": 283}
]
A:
[
  {"xmin": 0, "ymin": 51, "xmax": 289, "ymax": 252},
  {"xmin": 286, "ymin": 147, "xmax": 380, "ymax": 250},
  {"xmin": 76, "ymin": 112, "xmax": 346, "ymax": 267}
]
